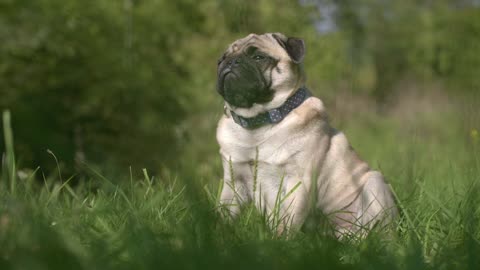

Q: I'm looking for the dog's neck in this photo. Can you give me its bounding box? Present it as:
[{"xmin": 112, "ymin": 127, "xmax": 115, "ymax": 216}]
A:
[{"xmin": 226, "ymin": 87, "xmax": 311, "ymax": 129}]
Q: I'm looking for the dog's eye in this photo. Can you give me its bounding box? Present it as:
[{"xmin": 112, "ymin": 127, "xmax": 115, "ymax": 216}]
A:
[{"xmin": 253, "ymin": 54, "xmax": 266, "ymax": 61}]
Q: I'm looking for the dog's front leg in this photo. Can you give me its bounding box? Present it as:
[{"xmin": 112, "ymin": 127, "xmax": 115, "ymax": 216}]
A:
[
  {"xmin": 270, "ymin": 176, "xmax": 310, "ymax": 236},
  {"xmin": 217, "ymin": 157, "xmax": 249, "ymax": 220},
  {"xmin": 218, "ymin": 180, "xmax": 242, "ymax": 219}
]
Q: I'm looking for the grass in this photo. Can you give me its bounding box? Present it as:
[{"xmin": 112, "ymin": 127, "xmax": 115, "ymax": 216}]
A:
[{"xmin": 1, "ymin": 99, "xmax": 480, "ymax": 270}]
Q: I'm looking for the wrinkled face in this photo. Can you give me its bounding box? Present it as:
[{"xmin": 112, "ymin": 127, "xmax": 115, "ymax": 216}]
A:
[{"xmin": 217, "ymin": 33, "xmax": 305, "ymax": 108}]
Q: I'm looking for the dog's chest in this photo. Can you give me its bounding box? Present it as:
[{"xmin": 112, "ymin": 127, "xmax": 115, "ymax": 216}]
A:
[
  {"xmin": 217, "ymin": 119, "xmax": 319, "ymax": 197},
  {"xmin": 218, "ymin": 120, "xmax": 309, "ymax": 166}
]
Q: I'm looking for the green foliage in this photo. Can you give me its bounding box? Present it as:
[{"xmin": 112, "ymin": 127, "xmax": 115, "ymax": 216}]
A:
[
  {"xmin": 1, "ymin": 107, "xmax": 480, "ymax": 269},
  {"xmin": 0, "ymin": 0, "xmax": 196, "ymax": 170},
  {"xmin": 335, "ymin": 0, "xmax": 480, "ymax": 101},
  {"xmin": 1, "ymin": 0, "xmax": 479, "ymax": 171},
  {"xmin": 434, "ymin": 8, "xmax": 480, "ymax": 91}
]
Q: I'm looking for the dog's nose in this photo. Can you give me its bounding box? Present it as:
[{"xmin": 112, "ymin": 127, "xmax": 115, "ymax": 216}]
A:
[{"xmin": 227, "ymin": 57, "xmax": 241, "ymax": 67}]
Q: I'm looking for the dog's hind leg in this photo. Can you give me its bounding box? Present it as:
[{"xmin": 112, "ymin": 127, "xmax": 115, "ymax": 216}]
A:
[
  {"xmin": 353, "ymin": 171, "xmax": 397, "ymax": 235},
  {"xmin": 332, "ymin": 171, "xmax": 397, "ymax": 238}
]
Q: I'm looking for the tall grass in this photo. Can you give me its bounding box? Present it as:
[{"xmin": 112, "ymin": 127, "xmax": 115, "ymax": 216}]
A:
[
  {"xmin": 1, "ymin": 107, "xmax": 479, "ymax": 270},
  {"xmin": 2, "ymin": 110, "xmax": 15, "ymax": 194}
]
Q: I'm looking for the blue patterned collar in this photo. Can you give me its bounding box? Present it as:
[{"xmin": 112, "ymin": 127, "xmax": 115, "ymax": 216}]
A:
[{"xmin": 230, "ymin": 87, "xmax": 311, "ymax": 129}]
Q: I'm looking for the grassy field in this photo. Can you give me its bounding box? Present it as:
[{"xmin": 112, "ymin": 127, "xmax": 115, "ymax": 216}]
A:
[{"xmin": 1, "ymin": 88, "xmax": 479, "ymax": 270}]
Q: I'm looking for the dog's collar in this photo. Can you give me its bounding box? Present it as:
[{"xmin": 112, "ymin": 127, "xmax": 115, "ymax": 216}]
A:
[{"xmin": 230, "ymin": 87, "xmax": 311, "ymax": 129}]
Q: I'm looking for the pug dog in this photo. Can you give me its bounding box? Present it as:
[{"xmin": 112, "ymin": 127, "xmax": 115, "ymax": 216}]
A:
[{"xmin": 216, "ymin": 33, "xmax": 397, "ymax": 237}]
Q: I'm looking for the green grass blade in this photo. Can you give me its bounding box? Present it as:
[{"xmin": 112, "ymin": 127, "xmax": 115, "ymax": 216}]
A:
[{"xmin": 2, "ymin": 110, "xmax": 16, "ymax": 194}]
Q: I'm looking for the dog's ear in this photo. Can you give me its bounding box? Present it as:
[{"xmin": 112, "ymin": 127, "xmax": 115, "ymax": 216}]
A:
[{"xmin": 273, "ymin": 34, "xmax": 305, "ymax": 64}]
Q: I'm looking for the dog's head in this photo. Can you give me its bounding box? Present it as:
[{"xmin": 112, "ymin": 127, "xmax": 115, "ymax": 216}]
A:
[{"xmin": 217, "ymin": 33, "xmax": 306, "ymax": 115}]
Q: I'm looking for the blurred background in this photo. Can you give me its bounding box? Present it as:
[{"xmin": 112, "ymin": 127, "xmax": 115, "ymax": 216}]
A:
[{"xmin": 0, "ymin": 0, "xmax": 479, "ymax": 180}]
